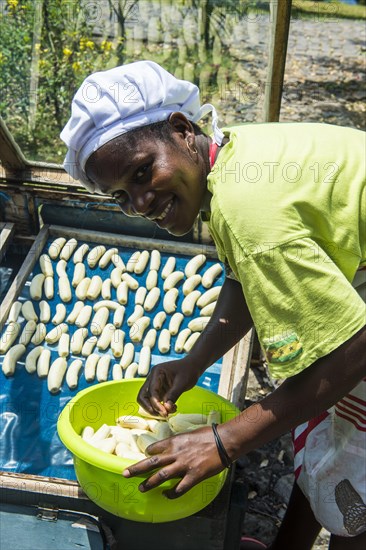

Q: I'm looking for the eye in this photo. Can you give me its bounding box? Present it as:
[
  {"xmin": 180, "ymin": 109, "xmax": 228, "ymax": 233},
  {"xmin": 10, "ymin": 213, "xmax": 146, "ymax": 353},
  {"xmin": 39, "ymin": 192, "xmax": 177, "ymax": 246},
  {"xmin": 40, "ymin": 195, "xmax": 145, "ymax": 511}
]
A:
[{"xmin": 135, "ymin": 164, "xmax": 150, "ymax": 180}]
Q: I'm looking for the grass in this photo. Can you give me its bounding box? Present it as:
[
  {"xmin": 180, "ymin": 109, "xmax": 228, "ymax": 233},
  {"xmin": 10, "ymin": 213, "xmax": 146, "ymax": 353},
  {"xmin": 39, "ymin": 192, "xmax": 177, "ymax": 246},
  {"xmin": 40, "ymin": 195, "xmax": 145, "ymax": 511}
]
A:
[
  {"xmin": 255, "ymin": 0, "xmax": 366, "ymax": 20},
  {"xmin": 291, "ymin": 0, "xmax": 366, "ymax": 20}
]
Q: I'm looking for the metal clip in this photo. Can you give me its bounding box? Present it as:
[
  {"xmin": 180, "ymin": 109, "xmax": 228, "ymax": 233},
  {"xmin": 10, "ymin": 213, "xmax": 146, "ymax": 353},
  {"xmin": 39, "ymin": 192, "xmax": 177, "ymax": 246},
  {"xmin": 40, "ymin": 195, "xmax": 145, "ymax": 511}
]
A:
[{"xmin": 37, "ymin": 503, "xmax": 58, "ymax": 522}]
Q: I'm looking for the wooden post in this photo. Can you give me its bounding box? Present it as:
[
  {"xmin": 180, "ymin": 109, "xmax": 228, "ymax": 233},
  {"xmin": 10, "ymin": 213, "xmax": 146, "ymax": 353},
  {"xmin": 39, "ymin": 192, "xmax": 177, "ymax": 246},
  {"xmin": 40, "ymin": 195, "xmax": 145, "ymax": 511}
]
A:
[
  {"xmin": 219, "ymin": 329, "xmax": 254, "ymax": 410},
  {"xmin": 263, "ymin": 0, "xmax": 292, "ymax": 122}
]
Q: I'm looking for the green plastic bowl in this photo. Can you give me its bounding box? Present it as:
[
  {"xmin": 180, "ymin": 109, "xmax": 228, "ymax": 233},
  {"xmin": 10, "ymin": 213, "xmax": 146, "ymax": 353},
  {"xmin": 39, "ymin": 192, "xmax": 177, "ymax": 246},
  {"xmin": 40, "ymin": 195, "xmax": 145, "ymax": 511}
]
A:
[{"xmin": 57, "ymin": 379, "xmax": 239, "ymax": 523}]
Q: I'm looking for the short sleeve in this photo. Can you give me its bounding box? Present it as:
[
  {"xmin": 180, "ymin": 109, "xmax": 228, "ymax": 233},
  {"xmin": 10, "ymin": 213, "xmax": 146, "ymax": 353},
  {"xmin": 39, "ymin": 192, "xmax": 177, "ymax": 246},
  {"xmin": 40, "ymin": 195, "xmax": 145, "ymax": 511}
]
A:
[{"xmin": 236, "ymin": 238, "xmax": 366, "ymax": 379}]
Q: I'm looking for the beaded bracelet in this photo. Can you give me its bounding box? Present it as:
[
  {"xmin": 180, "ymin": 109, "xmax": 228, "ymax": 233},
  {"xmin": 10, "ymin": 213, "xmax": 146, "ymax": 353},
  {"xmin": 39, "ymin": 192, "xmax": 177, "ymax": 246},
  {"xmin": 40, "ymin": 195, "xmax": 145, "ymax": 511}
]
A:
[{"xmin": 212, "ymin": 423, "xmax": 231, "ymax": 468}]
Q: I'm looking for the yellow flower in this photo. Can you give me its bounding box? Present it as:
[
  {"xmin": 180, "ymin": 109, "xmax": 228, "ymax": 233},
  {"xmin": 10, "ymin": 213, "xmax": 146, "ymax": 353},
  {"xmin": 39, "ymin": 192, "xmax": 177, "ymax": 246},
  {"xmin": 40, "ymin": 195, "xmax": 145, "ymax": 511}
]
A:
[
  {"xmin": 72, "ymin": 61, "xmax": 81, "ymax": 72},
  {"xmin": 63, "ymin": 47, "xmax": 73, "ymax": 57},
  {"xmin": 85, "ymin": 40, "xmax": 94, "ymax": 49},
  {"xmin": 7, "ymin": 0, "xmax": 19, "ymax": 8},
  {"xmin": 101, "ymin": 40, "xmax": 113, "ymax": 52}
]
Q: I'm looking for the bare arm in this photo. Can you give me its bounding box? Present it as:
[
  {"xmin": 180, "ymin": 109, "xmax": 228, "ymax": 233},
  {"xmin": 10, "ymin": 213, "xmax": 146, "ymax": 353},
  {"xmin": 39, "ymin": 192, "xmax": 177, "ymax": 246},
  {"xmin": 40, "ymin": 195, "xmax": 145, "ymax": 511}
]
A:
[
  {"xmin": 138, "ymin": 277, "xmax": 253, "ymax": 415},
  {"xmin": 125, "ymin": 325, "xmax": 366, "ymax": 497},
  {"xmin": 222, "ymin": 323, "xmax": 366, "ymax": 459},
  {"xmin": 187, "ymin": 276, "xmax": 252, "ymax": 371}
]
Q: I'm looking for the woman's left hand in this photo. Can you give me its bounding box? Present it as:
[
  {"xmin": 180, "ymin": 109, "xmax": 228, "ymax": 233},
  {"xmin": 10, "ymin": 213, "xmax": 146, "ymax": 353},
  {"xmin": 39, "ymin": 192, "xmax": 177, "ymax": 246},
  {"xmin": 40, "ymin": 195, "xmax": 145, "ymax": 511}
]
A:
[{"xmin": 122, "ymin": 426, "xmax": 225, "ymax": 498}]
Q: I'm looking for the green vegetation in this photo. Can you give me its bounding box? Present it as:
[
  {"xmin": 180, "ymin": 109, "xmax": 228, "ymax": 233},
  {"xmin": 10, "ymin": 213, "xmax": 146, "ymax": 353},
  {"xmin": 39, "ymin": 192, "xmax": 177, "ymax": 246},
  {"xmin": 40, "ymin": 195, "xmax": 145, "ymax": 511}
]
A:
[
  {"xmin": 0, "ymin": 0, "xmax": 242, "ymax": 163},
  {"xmin": 0, "ymin": 0, "xmax": 364, "ymax": 164},
  {"xmin": 254, "ymin": 0, "xmax": 366, "ymax": 20},
  {"xmin": 291, "ymin": 0, "xmax": 366, "ymax": 20},
  {"xmin": 0, "ymin": 0, "xmax": 118, "ymax": 162}
]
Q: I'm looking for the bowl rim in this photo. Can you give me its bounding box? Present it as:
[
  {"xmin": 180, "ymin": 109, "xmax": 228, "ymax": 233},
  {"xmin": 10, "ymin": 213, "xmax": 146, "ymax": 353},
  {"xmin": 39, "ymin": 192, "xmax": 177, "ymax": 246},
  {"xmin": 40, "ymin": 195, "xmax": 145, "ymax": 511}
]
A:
[
  {"xmin": 57, "ymin": 379, "xmax": 239, "ymax": 476},
  {"xmin": 58, "ymin": 380, "xmax": 148, "ymax": 475}
]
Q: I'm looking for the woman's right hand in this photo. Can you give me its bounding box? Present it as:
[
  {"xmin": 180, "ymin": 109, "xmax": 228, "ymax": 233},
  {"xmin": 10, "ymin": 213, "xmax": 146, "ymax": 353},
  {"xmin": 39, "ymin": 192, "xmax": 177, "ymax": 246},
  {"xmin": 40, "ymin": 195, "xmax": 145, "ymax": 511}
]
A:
[
  {"xmin": 137, "ymin": 278, "xmax": 253, "ymax": 417},
  {"xmin": 137, "ymin": 357, "xmax": 201, "ymax": 417}
]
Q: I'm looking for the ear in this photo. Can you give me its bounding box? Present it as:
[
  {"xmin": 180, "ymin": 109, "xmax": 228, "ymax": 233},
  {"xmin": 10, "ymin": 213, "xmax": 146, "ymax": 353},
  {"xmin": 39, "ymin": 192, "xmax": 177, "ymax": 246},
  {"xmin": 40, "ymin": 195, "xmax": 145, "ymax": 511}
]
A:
[{"xmin": 168, "ymin": 112, "xmax": 195, "ymax": 139}]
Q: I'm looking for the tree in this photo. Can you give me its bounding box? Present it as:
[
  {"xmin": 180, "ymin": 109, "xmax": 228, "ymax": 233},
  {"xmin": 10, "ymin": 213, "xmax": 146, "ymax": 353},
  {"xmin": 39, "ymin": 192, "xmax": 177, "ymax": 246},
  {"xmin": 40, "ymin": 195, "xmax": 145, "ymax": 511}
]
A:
[{"xmin": 0, "ymin": 0, "xmax": 117, "ymax": 162}]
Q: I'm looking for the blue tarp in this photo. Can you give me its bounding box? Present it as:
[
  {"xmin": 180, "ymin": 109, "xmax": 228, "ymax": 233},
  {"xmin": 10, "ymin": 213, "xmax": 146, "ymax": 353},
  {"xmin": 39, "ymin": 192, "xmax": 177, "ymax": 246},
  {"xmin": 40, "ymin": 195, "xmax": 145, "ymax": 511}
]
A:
[{"xmin": 0, "ymin": 240, "xmax": 224, "ymax": 480}]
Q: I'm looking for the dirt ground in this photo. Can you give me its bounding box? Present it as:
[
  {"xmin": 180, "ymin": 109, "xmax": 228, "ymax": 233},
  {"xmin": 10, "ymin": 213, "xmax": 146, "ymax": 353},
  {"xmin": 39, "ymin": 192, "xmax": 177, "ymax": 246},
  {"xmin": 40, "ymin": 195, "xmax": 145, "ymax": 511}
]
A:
[{"xmin": 236, "ymin": 357, "xmax": 331, "ymax": 548}]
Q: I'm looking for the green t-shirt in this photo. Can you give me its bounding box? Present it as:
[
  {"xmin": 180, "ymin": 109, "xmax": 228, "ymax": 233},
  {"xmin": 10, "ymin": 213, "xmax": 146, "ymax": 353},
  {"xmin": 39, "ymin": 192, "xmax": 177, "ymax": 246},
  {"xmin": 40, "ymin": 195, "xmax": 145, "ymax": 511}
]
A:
[{"xmin": 206, "ymin": 123, "xmax": 366, "ymax": 378}]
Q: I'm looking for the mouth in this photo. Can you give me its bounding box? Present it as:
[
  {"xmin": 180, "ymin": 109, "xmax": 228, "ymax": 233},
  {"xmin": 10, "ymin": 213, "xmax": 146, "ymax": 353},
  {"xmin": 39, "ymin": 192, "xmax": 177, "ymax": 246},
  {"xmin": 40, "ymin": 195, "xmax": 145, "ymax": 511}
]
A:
[
  {"xmin": 147, "ymin": 196, "xmax": 175, "ymax": 227},
  {"xmin": 156, "ymin": 199, "xmax": 174, "ymax": 222}
]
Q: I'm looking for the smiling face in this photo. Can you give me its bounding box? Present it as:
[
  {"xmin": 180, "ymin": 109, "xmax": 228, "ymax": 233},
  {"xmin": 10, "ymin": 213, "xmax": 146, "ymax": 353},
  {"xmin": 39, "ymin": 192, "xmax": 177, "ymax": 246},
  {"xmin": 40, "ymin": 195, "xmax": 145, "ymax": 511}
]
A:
[{"xmin": 85, "ymin": 115, "xmax": 210, "ymax": 236}]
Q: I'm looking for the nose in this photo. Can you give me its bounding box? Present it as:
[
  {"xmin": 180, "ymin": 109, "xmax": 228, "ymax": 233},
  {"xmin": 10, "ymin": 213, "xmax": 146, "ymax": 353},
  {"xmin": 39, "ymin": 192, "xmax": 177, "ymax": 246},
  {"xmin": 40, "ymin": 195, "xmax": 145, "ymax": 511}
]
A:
[{"xmin": 129, "ymin": 189, "xmax": 155, "ymax": 217}]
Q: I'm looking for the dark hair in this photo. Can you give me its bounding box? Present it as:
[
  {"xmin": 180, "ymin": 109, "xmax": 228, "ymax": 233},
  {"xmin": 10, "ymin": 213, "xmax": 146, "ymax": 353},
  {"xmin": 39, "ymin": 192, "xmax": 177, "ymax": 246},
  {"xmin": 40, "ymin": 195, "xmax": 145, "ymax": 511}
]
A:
[{"xmin": 108, "ymin": 119, "xmax": 206, "ymax": 155}]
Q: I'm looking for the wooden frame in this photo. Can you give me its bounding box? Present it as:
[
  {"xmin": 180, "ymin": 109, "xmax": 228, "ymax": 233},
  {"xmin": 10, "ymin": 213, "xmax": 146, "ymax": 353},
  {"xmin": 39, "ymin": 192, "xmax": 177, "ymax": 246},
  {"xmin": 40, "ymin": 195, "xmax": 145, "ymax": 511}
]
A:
[
  {"xmin": 0, "ymin": 118, "xmax": 27, "ymax": 171},
  {"xmin": 0, "ymin": 472, "xmax": 86, "ymax": 509},
  {"xmin": 0, "ymin": 222, "xmax": 15, "ymax": 264},
  {"xmin": 0, "ymin": 224, "xmax": 250, "ymax": 545},
  {"xmin": 0, "ymin": 467, "xmax": 245, "ymax": 550}
]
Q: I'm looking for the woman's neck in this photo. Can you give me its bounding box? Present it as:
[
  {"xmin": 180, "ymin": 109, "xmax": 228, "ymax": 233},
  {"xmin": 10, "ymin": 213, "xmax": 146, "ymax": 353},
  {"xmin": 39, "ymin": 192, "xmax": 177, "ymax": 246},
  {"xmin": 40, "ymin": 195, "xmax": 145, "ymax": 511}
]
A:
[{"xmin": 197, "ymin": 133, "xmax": 229, "ymax": 214}]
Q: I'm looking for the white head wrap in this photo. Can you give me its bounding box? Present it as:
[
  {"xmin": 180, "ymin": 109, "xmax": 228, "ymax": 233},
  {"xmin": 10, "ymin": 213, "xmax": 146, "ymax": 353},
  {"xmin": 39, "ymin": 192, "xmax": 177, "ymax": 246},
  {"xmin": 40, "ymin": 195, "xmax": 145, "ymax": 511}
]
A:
[{"xmin": 60, "ymin": 60, "xmax": 224, "ymax": 193}]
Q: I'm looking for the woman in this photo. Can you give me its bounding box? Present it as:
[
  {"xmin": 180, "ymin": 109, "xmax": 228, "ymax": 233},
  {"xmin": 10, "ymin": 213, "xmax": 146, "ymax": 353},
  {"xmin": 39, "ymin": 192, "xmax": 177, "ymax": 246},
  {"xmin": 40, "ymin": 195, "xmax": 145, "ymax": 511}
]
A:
[{"xmin": 61, "ymin": 61, "xmax": 366, "ymax": 549}]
